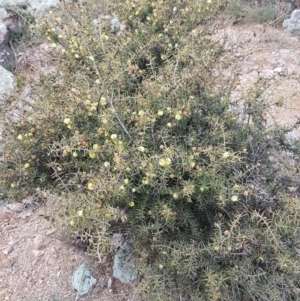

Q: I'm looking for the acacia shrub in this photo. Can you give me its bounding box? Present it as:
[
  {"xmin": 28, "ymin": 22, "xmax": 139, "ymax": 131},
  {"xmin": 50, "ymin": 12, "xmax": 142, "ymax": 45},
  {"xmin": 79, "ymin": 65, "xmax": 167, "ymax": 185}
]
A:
[{"xmin": 1, "ymin": 0, "xmax": 300, "ymax": 300}]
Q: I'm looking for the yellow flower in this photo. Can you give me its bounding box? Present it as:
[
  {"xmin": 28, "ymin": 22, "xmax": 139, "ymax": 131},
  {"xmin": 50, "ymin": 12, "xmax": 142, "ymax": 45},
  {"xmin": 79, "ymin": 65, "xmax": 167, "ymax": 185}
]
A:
[
  {"xmin": 77, "ymin": 210, "xmax": 83, "ymax": 216},
  {"xmin": 104, "ymin": 162, "xmax": 110, "ymax": 167},
  {"xmin": 175, "ymin": 112, "xmax": 182, "ymax": 120},
  {"xmin": 72, "ymin": 151, "xmax": 78, "ymax": 157},
  {"xmin": 138, "ymin": 146, "xmax": 145, "ymax": 152},
  {"xmin": 10, "ymin": 183, "xmax": 16, "ymax": 188},
  {"xmin": 200, "ymin": 186, "xmax": 205, "ymax": 192},
  {"xmin": 233, "ymin": 184, "xmax": 240, "ymax": 190},
  {"xmin": 111, "ymin": 134, "xmax": 117, "ymax": 140},
  {"xmin": 17, "ymin": 134, "xmax": 23, "ymax": 140},
  {"xmin": 63, "ymin": 118, "xmax": 71, "ymax": 125},
  {"xmin": 207, "ymin": 0, "xmax": 211, "ymax": 3},
  {"xmin": 157, "ymin": 110, "xmax": 164, "ymax": 116},
  {"xmin": 89, "ymin": 152, "xmax": 96, "ymax": 159},
  {"xmin": 138, "ymin": 110, "xmax": 145, "ymax": 117},
  {"xmin": 124, "ymin": 179, "xmax": 129, "ymax": 184},
  {"xmin": 159, "ymin": 158, "xmax": 171, "ymax": 167},
  {"xmin": 231, "ymin": 195, "xmax": 238, "ymax": 202},
  {"xmin": 23, "ymin": 163, "xmax": 30, "ymax": 169},
  {"xmin": 69, "ymin": 220, "xmax": 75, "ymax": 226},
  {"xmin": 223, "ymin": 151, "xmax": 229, "ymax": 158},
  {"xmin": 93, "ymin": 144, "xmax": 99, "ymax": 150},
  {"xmin": 173, "ymin": 193, "xmax": 179, "ymax": 199},
  {"xmin": 129, "ymin": 201, "xmax": 135, "ymax": 207},
  {"xmin": 87, "ymin": 183, "xmax": 94, "ymax": 190},
  {"xmin": 100, "ymin": 96, "xmax": 106, "ymax": 106}
]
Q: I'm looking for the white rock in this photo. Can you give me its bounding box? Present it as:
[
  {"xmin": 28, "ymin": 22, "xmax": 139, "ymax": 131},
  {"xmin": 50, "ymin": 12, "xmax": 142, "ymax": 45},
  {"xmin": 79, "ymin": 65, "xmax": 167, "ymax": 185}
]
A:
[
  {"xmin": 0, "ymin": 0, "xmax": 83, "ymax": 19},
  {"xmin": 283, "ymin": 9, "xmax": 300, "ymax": 33},
  {"xmin": 274, "ymin": 67, "xmax": 282, "ymax": 73},
  {"xmin": 0, "ymin": 8, "xmax": 8, "ymax": 21},
  {"xmin": 0, "ymin": 65, "xmax": 15, "ymax": 101},
  {"xmin": 0, "ymin": 22, "xmax": 7, "ymax": 47},
  {"xmin": 260, "ymin": 69, "xmax": 274, "ymax": 79}
]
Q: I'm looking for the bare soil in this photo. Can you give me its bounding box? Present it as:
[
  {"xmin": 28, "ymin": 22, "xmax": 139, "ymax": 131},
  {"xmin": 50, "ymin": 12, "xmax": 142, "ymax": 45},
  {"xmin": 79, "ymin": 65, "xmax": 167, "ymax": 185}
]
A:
[{"xmin": 0, "ymin": 199, "xmax": 138, "ymax": 301}]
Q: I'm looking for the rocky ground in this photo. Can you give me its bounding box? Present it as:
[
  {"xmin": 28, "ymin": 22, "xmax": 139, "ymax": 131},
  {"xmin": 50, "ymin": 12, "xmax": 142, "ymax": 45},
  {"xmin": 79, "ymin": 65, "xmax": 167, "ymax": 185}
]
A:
[
  {"xmin": 0, "ymin": 199, "xmax": 139, "ymax": 301},
  {"xmin": 213, "ymin": 19, "xmax": 300, "ymax": 138},
  {"xmin": 0, "ymin": 5, "xmax": 300, "ymax": 301}
]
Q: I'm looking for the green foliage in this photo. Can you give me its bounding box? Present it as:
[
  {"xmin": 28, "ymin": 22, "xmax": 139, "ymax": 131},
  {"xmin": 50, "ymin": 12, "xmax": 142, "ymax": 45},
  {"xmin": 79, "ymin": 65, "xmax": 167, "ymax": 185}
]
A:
[
  {"xmin": 1, "ymin": 0, "xmax": 300, "ymax": 300},
  {"xmin": 6, "ymin": 9, "xmax": 35, "ymax": 44},
  {"xmin": 225, "ymin": 0, "xmax": 289, "ymax": 24}
]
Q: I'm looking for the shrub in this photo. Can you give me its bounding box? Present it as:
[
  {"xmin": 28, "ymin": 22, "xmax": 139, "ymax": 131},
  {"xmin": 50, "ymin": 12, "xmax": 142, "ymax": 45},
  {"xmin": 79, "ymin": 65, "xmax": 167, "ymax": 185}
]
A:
[
  {"xmin": 1, "ymin": 0, "xmax": 300, "ymax": 300},
  {"xmin": 225, "ymin": 0, "xmax": 292, "ymax": 25}
]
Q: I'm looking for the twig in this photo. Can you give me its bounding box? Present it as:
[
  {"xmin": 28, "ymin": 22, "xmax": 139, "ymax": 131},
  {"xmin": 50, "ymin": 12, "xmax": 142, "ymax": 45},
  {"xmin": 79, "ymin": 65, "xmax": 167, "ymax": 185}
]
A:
[{"xmin": 108, "ymin": 95, "xmax": 136, "ymax": 146}]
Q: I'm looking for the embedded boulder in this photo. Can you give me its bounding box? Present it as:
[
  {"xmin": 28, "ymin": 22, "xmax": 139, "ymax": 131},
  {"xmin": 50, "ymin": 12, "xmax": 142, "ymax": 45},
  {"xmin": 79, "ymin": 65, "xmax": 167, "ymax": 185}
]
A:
[
  {"xmin": 283, "ymin": 9, "xmax": 300, "ymax": 32},
  {"xmin": 113, "ymin": 241, "xmax": 138, "ymax": 284},
  {"xmin": 72, "ymin": 264, "xmax": 96, "ymax": 296},
  {"xmin": 0, "ymin": 64, "xmax": 15, "ymax": 101}
]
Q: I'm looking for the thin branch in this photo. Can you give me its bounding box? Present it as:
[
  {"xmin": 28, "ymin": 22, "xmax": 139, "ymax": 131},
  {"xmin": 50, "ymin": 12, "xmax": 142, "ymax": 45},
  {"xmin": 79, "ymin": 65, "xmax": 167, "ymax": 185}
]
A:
[{"xmin": 108, "ymin": 95, "xmax": 136, "ymax": 146}]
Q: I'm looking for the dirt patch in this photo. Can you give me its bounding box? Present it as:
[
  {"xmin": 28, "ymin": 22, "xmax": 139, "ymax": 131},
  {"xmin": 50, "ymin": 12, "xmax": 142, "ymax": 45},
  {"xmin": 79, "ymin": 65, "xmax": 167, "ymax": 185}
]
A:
[
  {"xmin": 209, "ymin": 17, "xmax": 300, "ymax": 137},
  {"xmin": 0, "ymin": 200, "xmax": 138, "ymax": 301}
]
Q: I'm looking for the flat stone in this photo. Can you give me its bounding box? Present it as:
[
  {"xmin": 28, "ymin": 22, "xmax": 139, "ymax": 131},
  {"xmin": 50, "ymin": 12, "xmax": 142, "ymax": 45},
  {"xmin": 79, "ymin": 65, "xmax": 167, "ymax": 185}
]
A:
[{"xmin": 72, "ymin": 264, "xmax": 96, "ymax": 296}]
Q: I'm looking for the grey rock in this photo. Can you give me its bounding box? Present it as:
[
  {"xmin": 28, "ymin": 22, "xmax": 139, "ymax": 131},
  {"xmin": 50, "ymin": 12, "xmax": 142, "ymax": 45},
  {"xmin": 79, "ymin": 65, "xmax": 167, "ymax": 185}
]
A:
[
  {"xmin": 0, "ymin": 0, "xmax": 59, "ymax": 19},
  {"xmin": 107, "ymin": 277, "xmax": 112, "ymax": 289},
  {"xmin": 0, "ymin": 22, "xmax": 7, "ymax": 46},
  {"xmin": 72, "ymin": 264, "xmax": 96, "ymax": 296},
  {"xmin": 113, "ymin": 241, "xmax": 138, "ymax": 284},
  {"xmin": 0, "ymin": 44, "xmax": 16, "ymax": 70},
  {"xmin": 0, "ymin": 8, "xmax": 9, "ymax": 21},
  {"xmin": 0, "ymin": 0, "xmax": 84, "ymax": 19},
  {"xmin": 283, "ymin": 9, "xmax": 300, "ymax": 33},
  {"xmin": 0, "ymin": 64, "xmax": 15, "ymax": 101},
  {"xmin": 93, "ymin": 14, "xmax": 126, "ymax": 36}
]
